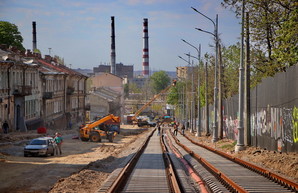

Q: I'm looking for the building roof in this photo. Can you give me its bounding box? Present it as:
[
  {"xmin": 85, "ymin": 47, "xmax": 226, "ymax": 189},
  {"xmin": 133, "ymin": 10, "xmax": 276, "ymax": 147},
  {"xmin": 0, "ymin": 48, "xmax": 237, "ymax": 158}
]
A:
[
  {"xmin": 90, "ymin": 87, "xmax": 119, "ymax": 102},
  {"xmin": 38, "ymin": 59, "xmax": 87, "ymax": 78},
  {"xmin": 93, "ymin": 72, "xmax": 123, "ymax": 80}
]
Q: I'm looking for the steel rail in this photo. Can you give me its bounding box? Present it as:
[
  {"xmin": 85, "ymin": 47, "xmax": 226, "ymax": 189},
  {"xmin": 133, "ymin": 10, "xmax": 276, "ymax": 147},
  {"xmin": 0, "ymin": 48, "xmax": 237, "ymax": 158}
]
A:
[
  {"xmin": 170, "ymin": 131, "xmax": 248, "ymax": 193},
  {"xmin": 160, "ymin": 132, "xmax": 182, "ymax": 193},
  {"xmin": 106, "ymin": 128, "xmax": 181, "ymax": 193},
  {"xmin": 106, "ymin": 129, "xmax": 155, "ymax": 193},
  {"xmin": 182, "ymin": 133, "xmax": 298, "ymax": 192},
  {"xmin": 164, "ymin": 130, "xmax": 210, "ymax": 193}
]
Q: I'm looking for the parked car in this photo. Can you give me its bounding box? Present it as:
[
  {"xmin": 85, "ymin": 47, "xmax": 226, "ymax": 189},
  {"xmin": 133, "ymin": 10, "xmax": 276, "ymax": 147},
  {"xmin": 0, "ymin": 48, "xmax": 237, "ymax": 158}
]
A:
[{"xmin": 24, "ymin": 137, "xmax": 55, "ymax": 157}]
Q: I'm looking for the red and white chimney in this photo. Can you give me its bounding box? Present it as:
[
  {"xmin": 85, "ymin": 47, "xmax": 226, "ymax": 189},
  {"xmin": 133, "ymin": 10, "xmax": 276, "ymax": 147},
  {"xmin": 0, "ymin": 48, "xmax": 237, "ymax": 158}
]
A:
[
  {"xmin": 142, "ymin": 18, "xmax": 149, "ymax": 77},
  {"xmin": 111, "ymin": 16, "xmax": 116, "ymax": 75}
]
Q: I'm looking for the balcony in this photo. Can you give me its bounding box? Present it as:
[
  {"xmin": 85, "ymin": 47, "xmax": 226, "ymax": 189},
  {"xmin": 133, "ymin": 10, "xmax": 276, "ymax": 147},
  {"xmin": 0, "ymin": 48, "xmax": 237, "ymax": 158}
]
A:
[
  {"xmin": 67, "ymin": 87, "xmax": 75, "ymax": 95},
  {"xmin": 13, "ymin": 85, "xmax": 32, "ymax": 96},
  {"xmin": 43, "ymin": 92, "xmax": 53, "ymax": 99}
]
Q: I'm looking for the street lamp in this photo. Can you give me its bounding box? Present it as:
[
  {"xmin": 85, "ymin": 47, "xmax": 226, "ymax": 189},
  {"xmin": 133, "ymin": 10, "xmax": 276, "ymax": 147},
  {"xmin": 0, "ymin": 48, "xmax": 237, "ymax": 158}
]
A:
[
  {"xmin": 182, "ymin": 39, "xmax": 202, "ymax": 137},
  {"xmin": 178, "ymin": 55, "xmax": 193, "ymax": 133},
  {"xmin": 235, "ymin": 0, "xmax": 246, "ymax": 152},
  {"xmin": 193, "ymin": 7, "xmax": 219, "ymax": 142}
]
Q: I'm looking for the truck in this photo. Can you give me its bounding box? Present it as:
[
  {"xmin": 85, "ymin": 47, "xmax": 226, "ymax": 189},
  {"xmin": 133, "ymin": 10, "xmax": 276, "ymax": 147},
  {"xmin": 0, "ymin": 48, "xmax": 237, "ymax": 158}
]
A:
[{"xmin": 79, "ymin": 114, "xmax": 120, "ymax": 142}]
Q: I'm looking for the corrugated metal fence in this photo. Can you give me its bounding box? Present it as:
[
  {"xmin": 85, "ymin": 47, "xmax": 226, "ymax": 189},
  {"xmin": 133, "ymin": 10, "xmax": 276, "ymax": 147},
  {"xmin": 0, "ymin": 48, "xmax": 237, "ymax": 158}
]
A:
[{"xmin": 202, "ymin": 64, "xmax": 298, "ymax": 152}]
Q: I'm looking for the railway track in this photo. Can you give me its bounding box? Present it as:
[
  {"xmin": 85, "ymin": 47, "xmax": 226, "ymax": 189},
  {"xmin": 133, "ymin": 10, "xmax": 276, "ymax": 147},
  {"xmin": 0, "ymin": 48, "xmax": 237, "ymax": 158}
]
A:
[
  {"xmin": 98, "ymin": 127, "xmax": 298, "ymax": 192},
  {"xmin": 98, "ymin": 129, "xmax": 183, "ymax": 192},
  {"xmin": 168, "ymin": 129, "xmax": 298, "ymax": 193}
]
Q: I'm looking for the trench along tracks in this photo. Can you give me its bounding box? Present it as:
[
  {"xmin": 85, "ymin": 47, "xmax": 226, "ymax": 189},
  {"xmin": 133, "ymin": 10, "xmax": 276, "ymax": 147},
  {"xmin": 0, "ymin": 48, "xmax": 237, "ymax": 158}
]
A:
[{"xmin": 98, "ymin": 127, "xmax": 298, "ymax": 192}]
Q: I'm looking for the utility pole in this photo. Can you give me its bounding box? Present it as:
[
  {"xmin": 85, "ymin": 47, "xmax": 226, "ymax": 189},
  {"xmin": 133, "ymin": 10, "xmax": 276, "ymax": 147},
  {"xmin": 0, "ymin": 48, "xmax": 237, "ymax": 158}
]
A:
[
  {"xmin": 181, "ymin": 39, "xmax": 201, "ymax": 137},
  {"xmin": 191, "ymin": 59, "xmax": 194, "ymax": 133},
  {"xmin": 192, "ymin": 7, "xmax": 219, "ymax": 140},
  {"xmin": 197, "ymin": 44, "xmax": 201, "ymax": 137},
  {"xmin": 205, "ymin": 61, "xmax": 210, "ymax": 135},
  {"xmin": 235, "ymin": 0, "xmax": 246, "ymax": 152},
  {"xmin": 245, "ymin": 12, "xmax": 251, "ymax": 146},
  {"xmin": 212, "ymin": 14, "xmax": 219, "ymax": 142},
  {"xmin": 218, "ymin": 44, "xmax": 223, "ymax": 139},
  {"xmin": 183, "ymin": 84, "xmax": 186, "ymax": 125}
]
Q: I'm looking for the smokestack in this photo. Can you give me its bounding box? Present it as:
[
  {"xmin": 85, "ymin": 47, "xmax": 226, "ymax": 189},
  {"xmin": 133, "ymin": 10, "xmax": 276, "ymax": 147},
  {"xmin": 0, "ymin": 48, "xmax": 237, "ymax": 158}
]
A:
[
  {"xmin": 142, "ymin": 18, "xmax": 149, "ymax": 77},
  {"xmin": 32, "ymin": 21, "xmax": 37, "ymax": 51},
  {"xmin": 111, "ymin": 16, "xmax": 116, "ymax": 75}
]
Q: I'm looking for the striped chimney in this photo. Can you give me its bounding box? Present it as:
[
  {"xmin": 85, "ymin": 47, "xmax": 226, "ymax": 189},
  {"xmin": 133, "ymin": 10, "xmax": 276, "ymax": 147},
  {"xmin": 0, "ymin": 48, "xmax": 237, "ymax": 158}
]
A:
[
  {"xmin": 32, "ymin": 21, "xmax": 37, "ymax": 51},
  {"xmin": 142, "ymin": 18, "xmax": 149, "ymax": 77},
  {"xmin": 111, "ymin": 16, "xmax": 116, "ymax": 74}
]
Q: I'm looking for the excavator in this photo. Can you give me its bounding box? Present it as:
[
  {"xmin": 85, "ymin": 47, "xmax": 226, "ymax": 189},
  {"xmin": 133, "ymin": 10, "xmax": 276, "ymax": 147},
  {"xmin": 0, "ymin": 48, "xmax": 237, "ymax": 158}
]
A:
[
  {"xmin": 132, "ymin": 79, "xmax": 177, "ymax": 126},
  {"xmin": 79, "ymin": 114, "xmax": 120, "ymax": 142}
]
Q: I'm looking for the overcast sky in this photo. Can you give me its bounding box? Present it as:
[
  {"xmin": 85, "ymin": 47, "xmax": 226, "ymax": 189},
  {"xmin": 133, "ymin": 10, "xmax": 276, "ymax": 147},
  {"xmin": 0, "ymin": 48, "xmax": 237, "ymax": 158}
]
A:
[{"xmin": 0, "ymin": 0, "xmax": 240, "ymax": 71}]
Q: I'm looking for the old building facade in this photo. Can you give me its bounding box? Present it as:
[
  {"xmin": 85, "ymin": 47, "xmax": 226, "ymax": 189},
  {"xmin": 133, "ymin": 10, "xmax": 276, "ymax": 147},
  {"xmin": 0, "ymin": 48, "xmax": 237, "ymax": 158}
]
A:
[{"xmin": 0, "ymin": 46, "xmax": 88, "ymax": 133}]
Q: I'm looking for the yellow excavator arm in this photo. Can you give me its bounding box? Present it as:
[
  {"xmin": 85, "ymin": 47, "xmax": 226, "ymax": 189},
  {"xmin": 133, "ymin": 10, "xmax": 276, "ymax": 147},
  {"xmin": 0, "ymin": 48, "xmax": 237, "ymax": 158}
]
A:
[
  {"xmin": 132, "ymin": 79, "xmax": 176, "ymax": 121},
  {"xmin": 85, "ymin": 114, "xmax": 120, "ymax": 129}
]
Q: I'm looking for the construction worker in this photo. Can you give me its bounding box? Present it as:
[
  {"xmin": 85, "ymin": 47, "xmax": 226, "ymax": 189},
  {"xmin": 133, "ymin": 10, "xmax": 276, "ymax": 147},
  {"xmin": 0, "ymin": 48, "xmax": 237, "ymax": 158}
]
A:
[{"xmin": 54, "ymin": 133, "xmax": 63, "ymax": 155}]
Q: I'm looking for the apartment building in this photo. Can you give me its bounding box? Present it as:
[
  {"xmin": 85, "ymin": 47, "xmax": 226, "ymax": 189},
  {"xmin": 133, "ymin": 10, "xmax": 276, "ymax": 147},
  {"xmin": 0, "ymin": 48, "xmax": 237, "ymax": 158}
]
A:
[{"xmin": 0, "ymin": 46, "xmax": 88, "ymax": 132}]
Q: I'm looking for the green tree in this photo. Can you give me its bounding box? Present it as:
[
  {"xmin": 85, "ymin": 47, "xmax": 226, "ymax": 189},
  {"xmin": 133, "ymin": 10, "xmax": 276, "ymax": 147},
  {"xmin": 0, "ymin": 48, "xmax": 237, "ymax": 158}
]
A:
[
  {"xmin": 221, "ymin": 42, "xmax": 266, "ymax": 96},
  {"xmin": 222, "ymin": 0, "xmax": 298, "ymax": 75},
  {"xmin": 33, "ymin": 48, "xmax": 41, "ymax": 54},
  {"xmin": 272, "ymin": 6, "xmax": 298, "ymax": 67},
  {"xmin": 124, "ymin": 83, "xmax": 129, "ymax": 99},
  {"xmin": 167, "ymin": 81, "xmax": 182, "ymax": 105},
  {"xmin": 221, "ymin": 43, "xmax": 241, "ymax": 98},
  {"xmin": 0, "ymin": 21, "xmax": 25, "ymax": 51},
  {"xmin": 128, "ymin": 82, "xmax": 141, "ymax": 93},
  {"xmin": 149, "ymin": 71, "xmax": 171, "ymax": 94}
]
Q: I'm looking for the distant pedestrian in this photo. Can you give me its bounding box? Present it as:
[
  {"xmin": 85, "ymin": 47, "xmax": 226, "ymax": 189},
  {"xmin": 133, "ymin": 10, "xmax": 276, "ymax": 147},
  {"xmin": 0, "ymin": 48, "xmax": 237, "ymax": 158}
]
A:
[
  {"xmin": 157, "ymin": 125, "xmax": 161, "ymax": 136},
  {"xmin": 54, "ymin": 133, "xmax": 63, "ymax": 155},
  {"xmin": 2, "ymin": 121, "xmax": 9, "ymax": 134},
  {"xmin": 181, "ymin": 124, "xmax": 185, "ymax": 135},
  {"xmin": 173, "ymin": 124, "xmax": 178, "ymax": 136}
]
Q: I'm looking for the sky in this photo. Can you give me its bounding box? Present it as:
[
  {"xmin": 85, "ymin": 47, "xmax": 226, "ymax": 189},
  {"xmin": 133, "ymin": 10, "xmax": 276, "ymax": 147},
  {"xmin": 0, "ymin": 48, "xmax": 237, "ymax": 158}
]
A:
[{"xmin": 0, "ymin": 0, "xmax": 241, "ymax": 72}]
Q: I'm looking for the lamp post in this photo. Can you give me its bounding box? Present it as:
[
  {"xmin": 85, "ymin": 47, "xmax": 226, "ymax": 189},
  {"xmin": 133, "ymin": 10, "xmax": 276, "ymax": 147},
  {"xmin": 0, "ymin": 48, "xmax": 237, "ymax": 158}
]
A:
[
  {"xmin": 205, "ymin": 61, "xmax": 210, "ymax": 135},
  {"xmin": 192, "ymin": 7, "xmax": 219, "ymax": 142},
  {"xmin": 178, "ymin": 55, "xmax": 193, "ymax": 132},
  {"xmin": 235, "ymin": 0, "xmax": 246, "ymax": 152},
  {"xmin": 182, "ymin": 39, "xmax": 202, "ymax": 137}
]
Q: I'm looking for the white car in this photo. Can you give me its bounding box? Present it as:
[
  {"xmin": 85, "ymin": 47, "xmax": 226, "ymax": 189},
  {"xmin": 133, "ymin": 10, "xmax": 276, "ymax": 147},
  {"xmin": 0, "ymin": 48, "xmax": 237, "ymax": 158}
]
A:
[{"xmin": 24, "ymin": 137, "xmax": 55, "ymax": 157}]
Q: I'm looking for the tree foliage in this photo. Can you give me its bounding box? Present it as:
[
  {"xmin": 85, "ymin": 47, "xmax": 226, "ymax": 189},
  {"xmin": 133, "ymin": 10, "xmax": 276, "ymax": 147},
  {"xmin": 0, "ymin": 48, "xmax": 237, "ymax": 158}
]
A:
[
  {"xmin": 221, "ymin": 43, "xmax": 241, "ymax": 98},
  {"xmin": 33, "ymin": 48, "xmax": 41, "ymax": 54},
  {"xmin": 149, "ymin": 71, "xmax": 171, "ymax": 94},
  {"xmin": 124, "ymin": 83, "xmax": 129, "ymax": 99},
  {"xmin": 128, "ymin": 82, "xmax": 141, "ymax": 93},
  {"xmin": 0, "ymin": 21, "xmax": 25, "ymax": 51},
  {"xmin": 222, "ymin": 0, "xmax": 298, "ymax": 75},
  {"xmin": 167, "ymin": 81, "xmax": 183, "ymax": 105}
]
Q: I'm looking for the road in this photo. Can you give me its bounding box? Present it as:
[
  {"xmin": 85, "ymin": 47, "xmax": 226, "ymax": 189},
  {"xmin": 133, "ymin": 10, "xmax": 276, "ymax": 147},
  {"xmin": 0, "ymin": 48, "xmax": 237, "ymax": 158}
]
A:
[{"xmin": 0, "ymin": 126, "xmax": 149, "ymax": 193}]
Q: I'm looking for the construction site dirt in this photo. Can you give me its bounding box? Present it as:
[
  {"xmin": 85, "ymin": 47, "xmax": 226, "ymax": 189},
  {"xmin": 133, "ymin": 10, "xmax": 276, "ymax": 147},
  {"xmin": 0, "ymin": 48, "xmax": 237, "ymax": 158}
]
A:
[{"xmin": 0, "ymin": 126, "xmax": 297, "ymax": 193}]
